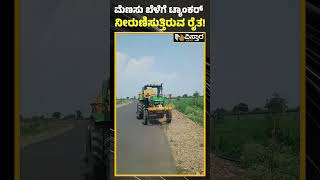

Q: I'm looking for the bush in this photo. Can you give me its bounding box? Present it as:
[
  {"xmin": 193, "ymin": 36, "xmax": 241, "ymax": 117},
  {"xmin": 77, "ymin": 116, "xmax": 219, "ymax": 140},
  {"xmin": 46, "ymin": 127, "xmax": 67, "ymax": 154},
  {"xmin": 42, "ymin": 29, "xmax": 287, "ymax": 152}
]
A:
[
  {"xmin": 275, "ymin": 128, "xmax": 299, "ymax": 153},
  {"xmin": 241, "ymin": 143, "xmax": 298, "ymax": 179},
  {"xmin": 216, "ymin": 135, "xmax": 244, "ymax": 159},
  {"xmin": 240, "ymin": 143, "xmax": 269, "ymax": 168},
  {"xmin": 211, "ymin": 112, "xmax": 299, "ymax": 178},
  {"xmin": 21, "ymin": 119, "xmax": 49, "ymax": 136}
]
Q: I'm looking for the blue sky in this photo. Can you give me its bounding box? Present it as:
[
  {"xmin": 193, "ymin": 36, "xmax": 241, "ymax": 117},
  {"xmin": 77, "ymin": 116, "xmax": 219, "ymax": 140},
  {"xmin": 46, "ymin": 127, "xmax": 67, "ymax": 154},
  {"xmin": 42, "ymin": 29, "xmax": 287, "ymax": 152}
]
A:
[{"xmin": 116, "ymin": 34, "xmax": 204, "ymax": 98}]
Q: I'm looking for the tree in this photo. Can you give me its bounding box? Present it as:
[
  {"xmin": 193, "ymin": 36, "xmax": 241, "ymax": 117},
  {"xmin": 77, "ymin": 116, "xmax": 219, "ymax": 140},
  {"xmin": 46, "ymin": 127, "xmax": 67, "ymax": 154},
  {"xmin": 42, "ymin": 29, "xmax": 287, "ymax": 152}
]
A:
[
  {"xmin": 233, "ymin": 103, "xmax": 249, "ymax": 120},
  {"xmin": 232, "ymin": 105, "xmax": 239, "ymax": 114},
  {"xmin": 252, "ymin": 107, "xmax": 264, "ymax": 113},
  {"xmin": 52, "ymin": 112, "xmax": 61, "ymax": 119},
  {"xmin": 76, "ymin": 110, "xmax": 82, "ymax": 120},
  {"xmin": 63, "ymin": 114, "xmax": 76, "ymax": 120},
  {"xmin": 177, "ymin": 96, "xmax": 181, "ymax": 100},
  {"xmin": 126, "ymin": 97, "xmax": 129, "ymax": 99},
  {"xmin": 193, "ymin": 91, "xmax": 200, "ymax": 106},
  {"xmin": 238, "ymin": 103, "xmax": 249, "ymax": 112},
  {"xmin": 214, "ymin": 107, "xmax": 226, "ymax": 120},
  {"xmin": 233, "ymin": 103, "xmax": 249, "ymax": 114},
  {"xmin": 265, "ymin": 93, "xmax": 288, "ymax": 139},
  {"xmin": 31, "ymin": 115, "xmax": 41, "ymax": 121},
  {"xmin": 264, "ymin": 92, "xmax": 288, "ymax": 113},
  {"xmin": 182, "ymin": 94, "xmax": 188, "ymax": 98}
]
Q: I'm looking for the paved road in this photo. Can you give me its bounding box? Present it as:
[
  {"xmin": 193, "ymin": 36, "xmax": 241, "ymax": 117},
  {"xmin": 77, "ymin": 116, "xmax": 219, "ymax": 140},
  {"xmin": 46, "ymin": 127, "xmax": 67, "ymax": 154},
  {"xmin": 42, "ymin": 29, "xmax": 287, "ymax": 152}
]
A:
[
  {"xmin": 21, "ymin": 121, "xmax": 89, "ymax": 180},
  {"xmin": 21, "ymin": 106, "xmax": 204, "ymax": 180},
  {"xmin": 116, "ymin": 102, "xmax": 176, "ymax": 175}
]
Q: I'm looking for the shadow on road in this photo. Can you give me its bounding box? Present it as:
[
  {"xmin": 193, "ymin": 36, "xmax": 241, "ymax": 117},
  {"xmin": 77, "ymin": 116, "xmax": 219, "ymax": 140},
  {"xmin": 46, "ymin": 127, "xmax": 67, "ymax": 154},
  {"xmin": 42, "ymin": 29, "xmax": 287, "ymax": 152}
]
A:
[{"xmin": 146, "ymin": 119, "xmax": 162, "ymax": 125}]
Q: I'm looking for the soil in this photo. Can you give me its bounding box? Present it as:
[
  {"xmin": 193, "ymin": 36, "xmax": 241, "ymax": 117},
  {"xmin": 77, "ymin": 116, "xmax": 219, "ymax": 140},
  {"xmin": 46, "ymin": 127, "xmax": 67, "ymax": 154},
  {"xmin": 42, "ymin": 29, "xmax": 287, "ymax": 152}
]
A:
[{"xmin": 210, "ymin": 154, "xmax": 248, "ymax": 180}]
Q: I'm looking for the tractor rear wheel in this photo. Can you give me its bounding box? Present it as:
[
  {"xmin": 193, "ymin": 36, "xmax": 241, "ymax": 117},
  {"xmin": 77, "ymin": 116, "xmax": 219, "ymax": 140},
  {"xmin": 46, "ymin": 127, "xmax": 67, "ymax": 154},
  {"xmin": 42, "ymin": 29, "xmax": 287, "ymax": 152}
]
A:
[
  {"xmin": 86, "ymin": 126, "xmax": 108, "ymax": 180},
  {"xmin": 136, "ymin": 102, "xmax": 143, "ymax": 119},
  {"xmin": 166, "ymin": 110, "xmax": 172, "ymax": 123}
]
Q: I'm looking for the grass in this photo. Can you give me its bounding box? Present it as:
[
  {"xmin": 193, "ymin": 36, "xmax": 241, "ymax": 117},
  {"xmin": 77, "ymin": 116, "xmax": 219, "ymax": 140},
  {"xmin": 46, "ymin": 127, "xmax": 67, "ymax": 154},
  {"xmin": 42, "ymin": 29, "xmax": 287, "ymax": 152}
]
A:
[
  {"xmin": 211, "ymin": 112, "xmax": 299, "ymax": 179},
  {"xmin": 171, "ymin": 96, "xmax": 204, "ymax": 126},
  {"xmin": 21, "ymin": 119, "xmax": 73, "ymax": 136},
  {"xmin": 21, "ymin": 118, "xmax": 75, "ymax": 147},
  {"xmin": 116, "ymin": 99, "xmax": 132, "ymax": 105},
  {"xmin": 21, "ymin": 119, "xmax": 51, "ymax": 136}
]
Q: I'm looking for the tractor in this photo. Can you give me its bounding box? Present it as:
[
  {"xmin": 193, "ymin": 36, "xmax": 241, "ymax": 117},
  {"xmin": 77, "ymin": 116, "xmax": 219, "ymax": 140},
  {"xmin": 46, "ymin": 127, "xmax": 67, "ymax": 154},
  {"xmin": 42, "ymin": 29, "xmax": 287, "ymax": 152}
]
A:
[
  {"xmin": 136, "ymin": 83, "xmax": 172, "ymax": 125},
  {"xmin": 85, "ymin": 78, "xmax": 113, "ymax": 180}
]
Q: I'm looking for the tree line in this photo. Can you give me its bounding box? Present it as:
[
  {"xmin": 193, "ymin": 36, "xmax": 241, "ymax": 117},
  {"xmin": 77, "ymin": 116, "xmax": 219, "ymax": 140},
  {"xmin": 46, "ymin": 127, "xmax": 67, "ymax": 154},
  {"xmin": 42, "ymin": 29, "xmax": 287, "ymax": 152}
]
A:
[
  {"xmin": 175, "ymin": 91, "xmax": 201, "ymax": 100},
  {"xmin": 21, "ymin": 110, "xmax": 85, "ymax": 121},
  {"xmin": 214, "ymin": 92, "xmax": 299, "ymax": 120}
]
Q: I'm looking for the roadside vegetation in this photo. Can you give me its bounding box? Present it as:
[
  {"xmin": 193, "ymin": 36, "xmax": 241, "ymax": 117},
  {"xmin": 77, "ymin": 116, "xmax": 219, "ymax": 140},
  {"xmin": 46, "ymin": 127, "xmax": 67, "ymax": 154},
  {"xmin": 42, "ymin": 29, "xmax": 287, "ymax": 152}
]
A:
[
  {"xmin": 211, "ymin": 92, "xmax": 299, "ymax": 179},
  {"xmin": 171, "ymin": 92, "xmax": 204, "ymax": 126},
  {"xmin": 117, "ymin": 97, "xmax": 134, "ymax": 105},
  {"xmin": 21, "ymin": 110, "xmax": 84, "ymax": 137}
]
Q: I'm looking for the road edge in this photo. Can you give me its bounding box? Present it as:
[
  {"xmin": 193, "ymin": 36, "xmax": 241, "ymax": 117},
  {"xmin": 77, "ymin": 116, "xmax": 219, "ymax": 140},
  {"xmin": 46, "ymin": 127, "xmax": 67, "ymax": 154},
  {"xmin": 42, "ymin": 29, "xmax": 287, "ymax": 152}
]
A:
[
  {"xmin": 116, "ymin": 101, "xmax": 134, "ymax": 108},
  {"xmin": 21, "ymin": 102, "xmax": 133, "ymax": 149}
]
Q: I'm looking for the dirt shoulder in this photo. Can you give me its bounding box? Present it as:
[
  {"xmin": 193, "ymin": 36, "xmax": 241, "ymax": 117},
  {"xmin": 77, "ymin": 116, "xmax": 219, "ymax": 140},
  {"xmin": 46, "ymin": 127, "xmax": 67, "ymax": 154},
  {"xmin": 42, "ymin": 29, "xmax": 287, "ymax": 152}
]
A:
[
  {"xmin": 21, "ymin": 120, "xmax": 75, "ymax": 149},
  {"xmin": 161, "ymin": 110, "xmax": 204, "ymax": 174},
  {"xmin": 210, "ymin": 154, "xmax": 248, "ymax": 180}
]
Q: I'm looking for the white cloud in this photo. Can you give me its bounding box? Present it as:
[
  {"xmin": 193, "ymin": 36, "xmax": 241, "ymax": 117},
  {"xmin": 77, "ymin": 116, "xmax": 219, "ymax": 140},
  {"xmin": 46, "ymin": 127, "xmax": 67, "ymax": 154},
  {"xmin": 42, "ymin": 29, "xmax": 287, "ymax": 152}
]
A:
[{"xmin": 116, "ymin": 52, "xmax": 179, "ymax": 98}]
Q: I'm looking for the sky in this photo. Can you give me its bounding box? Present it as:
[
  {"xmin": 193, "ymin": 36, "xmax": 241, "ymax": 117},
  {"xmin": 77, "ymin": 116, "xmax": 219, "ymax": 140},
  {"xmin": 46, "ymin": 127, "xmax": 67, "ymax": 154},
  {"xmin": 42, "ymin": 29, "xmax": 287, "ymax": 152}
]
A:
[
  {"xmin": 116, "ymin": 34, "xmax": 204, "ymax": 98},
  {"xmin": 20, "ymin": 0, "xmax": 300, "ymax": 117},
  {"xmin": 211, "ymin": 0, "xmax": 300, "ymax": 110},
  {"xmin": 20, "ymin": 0, "xmax": 109, "ymax": 117}
]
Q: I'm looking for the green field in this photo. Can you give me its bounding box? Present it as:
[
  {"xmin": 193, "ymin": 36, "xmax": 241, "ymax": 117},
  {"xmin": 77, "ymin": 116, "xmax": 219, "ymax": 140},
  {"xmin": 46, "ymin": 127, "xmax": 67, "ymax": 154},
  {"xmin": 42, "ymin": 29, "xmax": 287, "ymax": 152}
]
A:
[
  {"xmin": 171, "ymin": 96, "xmax": 204, "ymax": 126},
  {"xmin": 21, "ymin": 119, "xmax": 74, "ymax": 136},
  {"xmin": 116, "ymin": 99, "xmax": 132, "ymax": 105},
  {"xmin": 211, "ymin": 112, "xmax": 299, "ymax": 179},
  {"xmin": 21, "ymin": 119, "xmax": 51, "ymax": 136}
]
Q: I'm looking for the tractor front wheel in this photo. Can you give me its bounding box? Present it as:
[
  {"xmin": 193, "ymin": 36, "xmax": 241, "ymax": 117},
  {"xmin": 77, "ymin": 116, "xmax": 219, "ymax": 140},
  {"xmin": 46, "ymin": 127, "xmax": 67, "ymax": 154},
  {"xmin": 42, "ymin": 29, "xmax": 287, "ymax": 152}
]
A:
[
  {"xmin": 136, "ymin": 103, "xmax": 143, "ymax": 119},
  {"xmin": 143, "ymin": 110, "xmax": 149, "ymax": 125}
]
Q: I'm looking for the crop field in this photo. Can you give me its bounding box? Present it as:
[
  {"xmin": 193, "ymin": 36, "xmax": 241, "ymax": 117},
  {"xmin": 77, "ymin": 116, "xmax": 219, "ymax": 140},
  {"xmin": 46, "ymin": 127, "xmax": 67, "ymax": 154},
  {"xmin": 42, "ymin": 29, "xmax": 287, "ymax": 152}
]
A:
[
  {"xmin": 210, "ymin": 112, "xmax": 300, "ymax": 179},
  {"xmin": 171, "ymin": 96, "xmax": 204, "ymax": 126}
]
